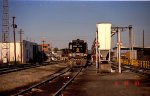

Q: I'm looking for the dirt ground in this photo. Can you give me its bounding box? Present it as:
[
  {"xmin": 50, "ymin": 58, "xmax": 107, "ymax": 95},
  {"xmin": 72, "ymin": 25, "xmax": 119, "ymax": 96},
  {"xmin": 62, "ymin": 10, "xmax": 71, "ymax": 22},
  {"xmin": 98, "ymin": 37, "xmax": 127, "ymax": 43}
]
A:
[{"xmin": 0, "ymin": 63, "xmax": 67, "ymax": 93}]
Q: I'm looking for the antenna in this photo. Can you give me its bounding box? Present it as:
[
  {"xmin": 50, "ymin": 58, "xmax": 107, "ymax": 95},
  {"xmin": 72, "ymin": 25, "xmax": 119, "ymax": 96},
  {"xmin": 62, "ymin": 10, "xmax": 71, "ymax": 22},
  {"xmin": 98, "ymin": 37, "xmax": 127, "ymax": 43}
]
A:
[{"xmin": 1, "ymin": 0, "xmax": 10, "ymax": 64}]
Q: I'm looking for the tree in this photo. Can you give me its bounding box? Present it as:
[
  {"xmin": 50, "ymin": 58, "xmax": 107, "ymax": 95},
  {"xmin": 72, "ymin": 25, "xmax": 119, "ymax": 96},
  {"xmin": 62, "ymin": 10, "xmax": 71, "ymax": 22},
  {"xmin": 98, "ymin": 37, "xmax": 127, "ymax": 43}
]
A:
[{"xmin": 53, "ymin": 47, "xmax": 59, "ymax": 53}]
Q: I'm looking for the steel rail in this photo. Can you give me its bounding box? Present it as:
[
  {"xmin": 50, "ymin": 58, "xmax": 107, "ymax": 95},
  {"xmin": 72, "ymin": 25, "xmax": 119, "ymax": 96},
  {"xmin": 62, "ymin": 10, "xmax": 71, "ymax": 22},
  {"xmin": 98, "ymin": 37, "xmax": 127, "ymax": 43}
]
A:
[
  {"xmin": 111, "ymin": 62, "xmax": 150, "ymax": 77},
  {"xmin": 0, "ymin": 64, "xmax": 41, "ymax": 75},
  {"xmin": 53, "ymin": 68, "xmax": 83, "ymax": 96},
  {"xmin": 0, "ymin": 61, "xmax": 61, "ymax": 75},
  {"xmin": 13, "ymin": 67, "xmax": 71, "ymax": 96}
]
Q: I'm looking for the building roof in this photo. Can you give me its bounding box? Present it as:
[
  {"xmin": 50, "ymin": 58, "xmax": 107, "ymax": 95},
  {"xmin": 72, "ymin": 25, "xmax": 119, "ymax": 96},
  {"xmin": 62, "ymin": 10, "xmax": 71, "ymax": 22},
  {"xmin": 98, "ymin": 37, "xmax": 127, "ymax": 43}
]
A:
[{"xmin": 113, "ymin": 45, "xmax": 150, "ymax": 50}]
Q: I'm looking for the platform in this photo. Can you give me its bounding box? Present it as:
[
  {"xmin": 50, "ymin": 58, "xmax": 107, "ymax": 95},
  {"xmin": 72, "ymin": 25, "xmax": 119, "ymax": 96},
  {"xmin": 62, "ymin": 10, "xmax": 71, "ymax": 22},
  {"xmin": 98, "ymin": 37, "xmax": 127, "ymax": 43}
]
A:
[{"xmin": 62, "ymin": 64, "xmax": 150, "ymax": 96}]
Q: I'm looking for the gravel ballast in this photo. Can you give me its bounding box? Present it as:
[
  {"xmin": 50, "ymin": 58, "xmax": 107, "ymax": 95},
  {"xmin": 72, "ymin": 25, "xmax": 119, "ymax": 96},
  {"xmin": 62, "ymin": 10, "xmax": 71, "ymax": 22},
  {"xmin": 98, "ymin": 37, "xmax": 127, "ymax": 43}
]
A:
[{"xmin": 0, "ymin": 63, "xmax": 68, "ymax": 93}]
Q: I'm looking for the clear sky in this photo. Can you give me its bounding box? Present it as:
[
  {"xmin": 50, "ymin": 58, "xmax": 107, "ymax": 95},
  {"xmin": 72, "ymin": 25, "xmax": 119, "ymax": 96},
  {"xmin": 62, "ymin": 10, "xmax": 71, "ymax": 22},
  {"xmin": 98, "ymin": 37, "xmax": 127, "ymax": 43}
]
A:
[{"xmin": 0, "ymin": 0, "xmax": 150, "ymax": 49}]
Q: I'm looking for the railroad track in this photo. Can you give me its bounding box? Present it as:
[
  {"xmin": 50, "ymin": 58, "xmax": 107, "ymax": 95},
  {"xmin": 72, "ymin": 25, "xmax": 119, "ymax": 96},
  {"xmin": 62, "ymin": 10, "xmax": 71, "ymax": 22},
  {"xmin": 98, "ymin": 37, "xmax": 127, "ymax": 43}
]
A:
[
  {"xmin": 53, "ymin": 68, "xmax": 82, "ymax": 96},
  {"xmin": 12, "ymin": 67, "xmax": 83, "ymax": 96},
  {"xmin": 0, "ymin": 64, "xmax": 41, "ymax": 75},
  {"xmin": 122, "ymin": 65, "xmax": 150, "ymax": 77},
  {"xmin": 0, "ymin": 61, "xmax": 61, "ymax": 75},
  {"xmin": 111, "ymin": 62, "xmax": 150, "ymax": 77}
]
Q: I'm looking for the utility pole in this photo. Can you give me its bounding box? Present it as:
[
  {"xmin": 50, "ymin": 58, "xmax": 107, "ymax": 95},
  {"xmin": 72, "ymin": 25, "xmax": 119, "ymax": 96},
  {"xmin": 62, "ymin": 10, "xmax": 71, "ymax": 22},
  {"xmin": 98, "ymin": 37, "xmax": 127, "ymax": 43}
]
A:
[
  {"xmin": 142, "ymin": 30, "xmax": 145, "ymax": 67},
  {"xmin": 42, "ymin": 40, "xmax": 45, "ymax": 63},
  {"xmin": 143, "ymin": 30, "xmax": 144, "ymax": 49},
  {"xmin": 116, "ymin": 28, "xmax": 119, "ymax": 62},
  {"xmin": 117, "ymin": 29, "xmax": 121, "ymax": 73},
  {"xmin": 18, "ymin": 29, "xmax": 24, "ymax": 64},
  {"xmin": 95, "ymin": 31, "xmax": 99, "ymax": 73},
  {"xmin": 12, "ymin": 16, "xmax": 17, "ymax": 64},
  {"xmin": 112, "ymin": 26, "xmax": 130, "ymax": 73},
  {"xmin": 129, "ymin": 25, "xmax": 133, "ymax": 65}
]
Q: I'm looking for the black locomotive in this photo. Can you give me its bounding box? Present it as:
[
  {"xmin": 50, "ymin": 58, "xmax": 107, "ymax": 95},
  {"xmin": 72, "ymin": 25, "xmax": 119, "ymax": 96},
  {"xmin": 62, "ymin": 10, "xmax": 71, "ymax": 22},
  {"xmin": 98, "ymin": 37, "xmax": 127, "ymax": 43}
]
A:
[{"xmin": 68, "ymin": 39, "xmax": 88, "ymax": 67}]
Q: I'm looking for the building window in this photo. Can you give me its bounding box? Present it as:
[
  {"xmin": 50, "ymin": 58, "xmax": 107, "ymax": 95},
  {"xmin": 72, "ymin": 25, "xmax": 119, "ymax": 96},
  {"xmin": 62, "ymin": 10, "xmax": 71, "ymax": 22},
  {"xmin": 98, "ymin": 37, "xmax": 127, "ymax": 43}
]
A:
[
  {"xmin": 25, "ymin": 42, "xmax": 26, "ymax": 48},
  {"xmin": 26, "ymin": 49, "xmax": 28, "ymax": 59},
  {"xmin": 43, "ymin": 46, "xmax": 47, "ymax": 48}
]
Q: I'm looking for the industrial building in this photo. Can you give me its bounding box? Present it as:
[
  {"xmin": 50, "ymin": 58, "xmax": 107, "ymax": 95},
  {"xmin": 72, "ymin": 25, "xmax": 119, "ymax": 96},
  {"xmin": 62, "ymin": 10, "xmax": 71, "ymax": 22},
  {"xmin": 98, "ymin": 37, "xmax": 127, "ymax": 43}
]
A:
[
  {"xmin": 113, "ymin": 46, "xmax": 150, "ymax": 60},
  {"xmin": 0, "ymin": 40, "xmax": 40, "ymax": 64}
]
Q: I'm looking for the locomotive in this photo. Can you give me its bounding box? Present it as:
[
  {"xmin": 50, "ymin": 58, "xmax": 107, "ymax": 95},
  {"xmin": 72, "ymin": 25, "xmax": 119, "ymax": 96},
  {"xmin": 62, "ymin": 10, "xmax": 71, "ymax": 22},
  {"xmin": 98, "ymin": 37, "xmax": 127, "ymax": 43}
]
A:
[{"xmin": 68, "ymin": 39, "xmax": 88, "ymax": 67}]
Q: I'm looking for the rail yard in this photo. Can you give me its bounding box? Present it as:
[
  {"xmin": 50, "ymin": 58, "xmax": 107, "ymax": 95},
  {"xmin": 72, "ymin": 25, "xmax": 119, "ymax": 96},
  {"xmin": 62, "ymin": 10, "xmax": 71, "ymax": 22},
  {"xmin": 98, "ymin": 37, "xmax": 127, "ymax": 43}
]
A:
[
  {"xmin": 0, "ymin": 62, "xmax": 150, "ymax": 96},
  {"xmin": 0, "ymin": 0, "xmax": 150, "ymax": 96}
]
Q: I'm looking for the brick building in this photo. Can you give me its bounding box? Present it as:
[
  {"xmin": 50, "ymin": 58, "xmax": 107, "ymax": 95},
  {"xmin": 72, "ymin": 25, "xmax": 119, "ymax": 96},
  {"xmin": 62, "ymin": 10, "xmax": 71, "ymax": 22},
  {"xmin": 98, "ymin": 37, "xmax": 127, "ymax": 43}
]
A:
[{"xmin": 39, "ymin": 44, "xmax": 50, "ymax": 53}]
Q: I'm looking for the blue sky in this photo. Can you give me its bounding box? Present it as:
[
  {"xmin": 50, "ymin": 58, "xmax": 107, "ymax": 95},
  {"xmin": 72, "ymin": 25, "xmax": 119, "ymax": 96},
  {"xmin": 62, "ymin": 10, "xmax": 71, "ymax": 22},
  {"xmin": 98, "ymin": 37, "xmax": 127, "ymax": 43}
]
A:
[{"xmin": 0, "ymin": 0, "xmax": 150, "ymax": 49}]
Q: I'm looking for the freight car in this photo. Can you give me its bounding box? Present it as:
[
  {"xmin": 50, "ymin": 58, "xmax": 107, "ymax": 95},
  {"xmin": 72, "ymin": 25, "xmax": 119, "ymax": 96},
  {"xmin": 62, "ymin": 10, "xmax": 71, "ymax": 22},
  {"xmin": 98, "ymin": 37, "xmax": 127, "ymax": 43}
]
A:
[{"xmin": 68, "ymin": 39, "xmax": 88, "ymax": 67}]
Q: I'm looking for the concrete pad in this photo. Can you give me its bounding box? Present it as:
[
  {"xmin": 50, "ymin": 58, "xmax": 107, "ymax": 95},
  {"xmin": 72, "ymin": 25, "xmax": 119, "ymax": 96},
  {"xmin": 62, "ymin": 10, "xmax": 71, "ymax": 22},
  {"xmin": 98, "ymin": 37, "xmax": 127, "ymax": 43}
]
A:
[{"xmin": 62, "ymin": 65, "xmax": 150, "ymax": 96}]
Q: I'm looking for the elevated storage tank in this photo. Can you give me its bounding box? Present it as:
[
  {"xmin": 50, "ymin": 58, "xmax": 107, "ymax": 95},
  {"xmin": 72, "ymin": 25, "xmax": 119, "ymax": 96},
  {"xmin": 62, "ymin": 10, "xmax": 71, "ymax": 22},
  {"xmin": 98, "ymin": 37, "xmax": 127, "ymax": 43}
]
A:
[
  {"xmin": 97, "ymin": 23, "xmax": 111, "ymax": 50},
  {"xmin": 97, "ymin": 23, "xmax": 112, "ymax": 72}
]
